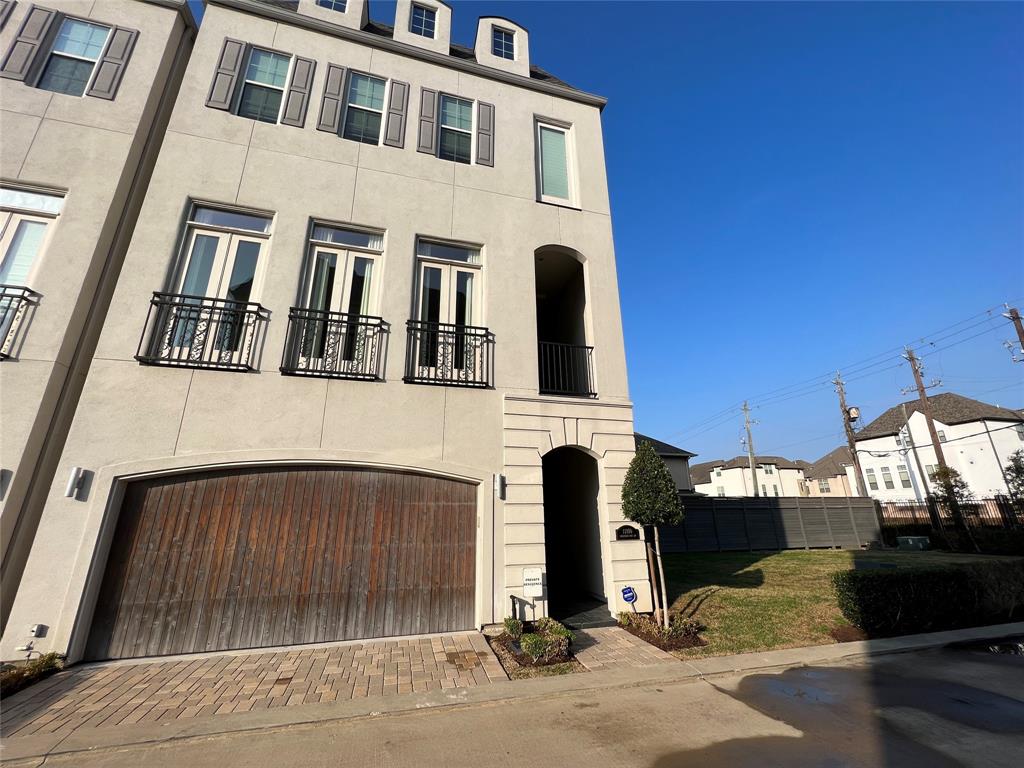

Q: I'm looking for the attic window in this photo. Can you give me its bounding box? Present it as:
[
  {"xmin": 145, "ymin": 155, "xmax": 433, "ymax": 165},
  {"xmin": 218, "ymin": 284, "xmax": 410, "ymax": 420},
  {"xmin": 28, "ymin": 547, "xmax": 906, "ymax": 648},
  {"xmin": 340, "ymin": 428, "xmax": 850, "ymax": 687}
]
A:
[
  {"xmin": 492, "ymin": 27, "xmax": 514, "ymax": 60},
  {"xmin": 411, "ymin": 4, "xmax": 436, "ymax": 38},
  {"xmin": 316, "ymin": 0, "xmax": 347, "ymax": 12}
]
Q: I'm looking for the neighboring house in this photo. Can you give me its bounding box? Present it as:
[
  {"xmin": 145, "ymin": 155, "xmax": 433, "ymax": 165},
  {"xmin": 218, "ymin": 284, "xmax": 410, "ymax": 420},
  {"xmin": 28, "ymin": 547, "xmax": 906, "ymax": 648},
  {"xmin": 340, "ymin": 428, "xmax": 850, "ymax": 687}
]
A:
[
  {"xmin": 0, "ymin": 0, "xmax": 197, "ymax": 630},
  {"xmin": 634, "ymin": 433, "xmax": 697, "ymax": 493},
  {"xmin": 804, "ymin": 446, "xmax": 856, "ymax": 497},
  {"xmin": 691, "ymin": 455, "xmax": 809, "ymax": 498},
  {"xmin": 854, "ymin": 393, "xmax": 1024, "ymax": 502},
  {"xmin": 2, "ymin": 0, "xmax": 648, "ymax": 663}
]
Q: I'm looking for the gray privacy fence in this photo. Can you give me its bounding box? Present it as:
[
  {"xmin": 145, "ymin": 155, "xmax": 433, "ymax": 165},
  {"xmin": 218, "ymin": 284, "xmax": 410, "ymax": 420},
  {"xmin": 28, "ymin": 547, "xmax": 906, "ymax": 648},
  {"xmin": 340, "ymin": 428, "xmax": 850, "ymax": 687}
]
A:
[{"xmin": 658, "ymin": 496, "xmax": 882, "ymax": 553}]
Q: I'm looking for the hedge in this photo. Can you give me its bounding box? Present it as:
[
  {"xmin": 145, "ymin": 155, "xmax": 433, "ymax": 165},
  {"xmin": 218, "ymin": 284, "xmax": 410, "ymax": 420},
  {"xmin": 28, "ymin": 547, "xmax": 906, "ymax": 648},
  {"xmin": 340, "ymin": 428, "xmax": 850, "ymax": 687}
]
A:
[{"xmin": 832, "ymin": 559, "xmax": 1024, "ymax": 636}]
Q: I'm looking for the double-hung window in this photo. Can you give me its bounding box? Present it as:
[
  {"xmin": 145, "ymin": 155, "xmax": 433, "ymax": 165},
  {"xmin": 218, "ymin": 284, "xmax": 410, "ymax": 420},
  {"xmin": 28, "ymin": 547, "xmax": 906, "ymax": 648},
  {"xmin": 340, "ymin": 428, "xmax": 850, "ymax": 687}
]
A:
[
  {"xmin": 438, "ymin": 95, "xmax": 473, "ymax": 164},
  {"xmin": 716, "ymin": 487, "xmax": 725, "ymax": 497},
  {"xmin": 343, "ymin": 73, "xmax": 387, "ymax": 145},
  {"xmin": 536, "ymin": 120, "xmax": 576, "ymax": 205},
  {"xmin": 937, "ymin": 430, "xmax": 947, "ymax": 443},
  {"xmin": 866, "ymin": 468, "xmax": 879, "ymax": 491},
  {"xmin": 0, "ymin": 187, "xmax": 63, "ymax": 287},
  {"xmin": 881, "ymin": 466, "xmax": 895, "ymax": 490},
  {"xmin": 410, "ymin": 4, "xmax": 436, "ymax": 38},
  {"xmin": 818, "ymin": 478, "xmax": 831, "ymax": 493},
  {"xmin": 897, "ymin": 464, "xmax": 912, "ymax": 489},
  {"xmin": 492, "ymin": 27, "xmax": 514, "ymax": 60},
  {"xmin": 37, "ymin": 18, "xmax": 110, "ymax": 96},
  {"xmin": 237, "ymin": 48, "xmax": 292, "ymax": 124}
]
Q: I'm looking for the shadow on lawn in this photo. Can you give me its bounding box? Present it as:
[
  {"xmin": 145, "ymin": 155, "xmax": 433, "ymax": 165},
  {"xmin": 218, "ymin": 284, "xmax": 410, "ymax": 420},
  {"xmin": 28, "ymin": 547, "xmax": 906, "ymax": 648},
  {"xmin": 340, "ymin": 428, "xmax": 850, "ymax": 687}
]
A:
[{"xmin": 661, "ymin": 552, "xmax": 771, "ymax": 609}]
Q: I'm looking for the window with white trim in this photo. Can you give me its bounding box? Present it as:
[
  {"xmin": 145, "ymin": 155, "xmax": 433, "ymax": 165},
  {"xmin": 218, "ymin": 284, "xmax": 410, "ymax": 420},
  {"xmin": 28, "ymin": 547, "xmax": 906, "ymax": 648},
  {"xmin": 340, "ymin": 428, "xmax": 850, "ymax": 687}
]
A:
[
  {"xmin": 866, "ymin": 468, "xmax": 879, "ymax": 491},
  {"xmin": 37, "ymin": 18, "xmax": 110, "ymax": 97},
  {"xmin": 343, "ymin": 72, "xmax": 388, "ymax": 145},
  {"xmin": 925, "ymin": 464, "xmax": 937, "ymax": 480},
  {"xmin": 818, "ymin": 478, "xmax": 831, "ymax": 493},
  {"xmin": 438, "ymin": 95, "xmax": 473, "ymax": 164},
  {"xmin": 316, "ymin": 0, "xmax": 348, "ymax": 12},
  {"xmin": 535, "ymin": 120, "xmax": 576, "ymax": 205},
  {"xmin": 897, "ymin": 464, "xmax": 912, "ymax": 489},
  {"xmin": 761, "ymin": 483, "xmax": 767, "ymax": 496},
  {"xmin": 937, "ymin": 430, "xmax": 947, "ymax": 442},
  {"xmin": 0, "ymin": 187, "xmax": 64, "ymax": 287},
  {"xmin": 881, "ymin": 466, "xmax": 895, "ymax": 490},
  {"xmin": 716, "ymin": 486, "xmax": 725, "ymax": 497},
  {"xmin": 492, "ymin": 27, "xmax": 514, "ymax": 60},
  {"xmin": 237, "ymin": 48, "xmax": 292, "ymax": 124},
  {"xmin": 414, "ymin": 237, "xmax": 482, "ymax": 370},
  {"xmin": 773, "ymin": 484, "xmax": 779, "ymax": 496},
  {"xmin": 410, "ymin": 4, "xmax": 436, "ymax": 38},
  {"xmin": 715, "ymin": 468, "xmax": 722, "ymax": 477}
]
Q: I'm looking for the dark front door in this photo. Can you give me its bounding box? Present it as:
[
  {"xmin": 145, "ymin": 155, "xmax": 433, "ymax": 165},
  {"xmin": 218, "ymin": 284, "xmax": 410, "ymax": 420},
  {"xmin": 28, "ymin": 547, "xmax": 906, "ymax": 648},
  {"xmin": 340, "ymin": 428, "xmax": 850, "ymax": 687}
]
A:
[{"xmin": 85, "ymin": 466, "xmax": 476, "ymax": 661}]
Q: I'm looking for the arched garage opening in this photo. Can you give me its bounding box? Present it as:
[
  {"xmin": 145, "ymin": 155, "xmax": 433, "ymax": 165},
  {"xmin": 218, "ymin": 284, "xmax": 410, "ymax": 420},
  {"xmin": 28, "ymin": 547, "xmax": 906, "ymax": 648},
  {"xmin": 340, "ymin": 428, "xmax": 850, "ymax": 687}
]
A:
[
  {"xmin": 84, "ymin": 465, "xmax": 476, "ymax": 660},
  {"xmin": 541, "ymin": 446, "xmax": 608, "ymax": 627}
]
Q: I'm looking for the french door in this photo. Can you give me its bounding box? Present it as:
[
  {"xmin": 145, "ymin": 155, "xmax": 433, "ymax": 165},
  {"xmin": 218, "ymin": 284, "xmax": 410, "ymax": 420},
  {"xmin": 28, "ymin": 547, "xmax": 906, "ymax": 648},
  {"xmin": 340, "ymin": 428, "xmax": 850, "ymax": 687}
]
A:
[
  {"xmin": 171, "ymin": 227, "xmax": 265, "ymax": 355},
  {"xmin": 416, "ymin": 261, "xmax": 478, "ymax": 370},
  {"xmin": 300, "ymin": 246, "xmax": 376, "ymax": 365},
  {"xmin": 0, "ymin": 212, "xmax": 50, "ymax": 286}
]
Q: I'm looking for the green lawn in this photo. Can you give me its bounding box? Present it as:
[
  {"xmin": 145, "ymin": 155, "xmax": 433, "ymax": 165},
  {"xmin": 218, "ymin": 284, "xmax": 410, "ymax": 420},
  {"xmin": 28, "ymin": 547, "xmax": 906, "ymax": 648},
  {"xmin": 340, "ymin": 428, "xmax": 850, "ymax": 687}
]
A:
[{"xmin": 662, "ymin": 550, "xmax": 1011, "ymax": 658}]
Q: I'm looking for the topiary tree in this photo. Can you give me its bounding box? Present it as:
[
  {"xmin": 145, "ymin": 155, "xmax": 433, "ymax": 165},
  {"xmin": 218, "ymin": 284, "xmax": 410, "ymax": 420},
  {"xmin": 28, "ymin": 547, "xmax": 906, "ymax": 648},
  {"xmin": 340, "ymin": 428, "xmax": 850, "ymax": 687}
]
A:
[
  {"xmin": 1004, "ymin": 450, "xmax": 1024, "ymax": 503},
  {"xmin": 621, "ymin": 441, "xmax": 684, "ymax": 628}
]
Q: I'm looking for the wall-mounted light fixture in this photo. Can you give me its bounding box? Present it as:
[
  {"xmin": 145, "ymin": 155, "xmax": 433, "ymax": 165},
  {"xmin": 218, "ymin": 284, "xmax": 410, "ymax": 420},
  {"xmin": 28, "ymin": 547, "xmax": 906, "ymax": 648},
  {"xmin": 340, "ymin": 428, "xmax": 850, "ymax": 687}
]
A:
[
  {"xmin": 64, "ymin": 466, "xmax": 87, "ymax": 499},
  {"xmin": 493, "ymin": 473, "xmax": 507, "ymax": 500}
]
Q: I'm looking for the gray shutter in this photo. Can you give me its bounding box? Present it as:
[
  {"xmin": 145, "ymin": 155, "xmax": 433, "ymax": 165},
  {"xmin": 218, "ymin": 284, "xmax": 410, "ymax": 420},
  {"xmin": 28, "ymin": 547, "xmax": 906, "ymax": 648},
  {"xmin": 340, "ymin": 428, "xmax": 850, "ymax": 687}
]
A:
[
  {"xmin": 0, "ymin": 5, "xmax": 59, "ymax": 82},
  {"xmin": 85, "ymin": 25, "xmax": 137, "ymax": 100},
  {"xmin": 0, "ymin": 1, "xmax": 16, "ymax": 31},
  {"xmin": 205, "ymin": 38, "xmax": 248, "ymax": 111},
  {"xmin": 280, "ymin": 56, "xmax": 314, "ymax": 128},
  {"xmin": 416, "ymin": 87, "xmax": 438, "ymax": 155},
  {"xmin": 316, "ymin": 62, "xmax": 346, "ymax": 133},
  {"xmin": 476, "ymin": 101, "xmax": 495, "ymax": 167},
  {"xmin": 382, "ymin": 80, "xmax": 409, "ymax": 148}
]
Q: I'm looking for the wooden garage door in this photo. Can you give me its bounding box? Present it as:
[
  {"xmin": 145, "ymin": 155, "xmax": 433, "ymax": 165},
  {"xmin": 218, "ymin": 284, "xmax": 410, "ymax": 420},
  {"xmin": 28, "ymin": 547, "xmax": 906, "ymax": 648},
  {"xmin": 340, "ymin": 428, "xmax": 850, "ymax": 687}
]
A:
[{"xmin": 85, "ymin": 466, "xmax": 476, "ymax": 661}]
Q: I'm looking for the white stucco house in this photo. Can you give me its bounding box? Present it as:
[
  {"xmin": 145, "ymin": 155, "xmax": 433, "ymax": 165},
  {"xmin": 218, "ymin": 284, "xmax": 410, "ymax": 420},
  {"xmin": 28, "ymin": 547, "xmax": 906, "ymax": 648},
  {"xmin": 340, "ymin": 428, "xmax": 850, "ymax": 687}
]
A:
[
  {"xmin": 853, "ymin": 393, "xmax": 1024, "ymax": 502},
  {"xmin": 691, "ymin": 455, "xmax": 810, "ymax": 498}
]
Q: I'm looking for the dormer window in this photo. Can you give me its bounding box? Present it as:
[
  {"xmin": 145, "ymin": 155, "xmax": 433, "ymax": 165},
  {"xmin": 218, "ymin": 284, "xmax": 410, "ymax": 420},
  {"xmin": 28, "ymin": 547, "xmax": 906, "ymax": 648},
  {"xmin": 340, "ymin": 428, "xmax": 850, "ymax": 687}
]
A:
[
  {"xmin": 411, "ymin": 4, "xmax": 436, "ymax": 38},
  {"xmin": 316, "ymin": 0, "xmax": 348, "ymax": 12},
  {"xmin": 492, "ymin": 27, "xmax": 515, "ymax": 60}
]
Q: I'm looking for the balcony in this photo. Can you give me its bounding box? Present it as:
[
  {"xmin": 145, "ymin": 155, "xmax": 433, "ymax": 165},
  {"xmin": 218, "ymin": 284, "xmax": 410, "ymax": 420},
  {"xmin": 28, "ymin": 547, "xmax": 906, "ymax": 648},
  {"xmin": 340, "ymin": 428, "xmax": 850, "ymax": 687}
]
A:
[
  {"xmin": 280, "ymin": 308, "xmax": 389, "ymax": 380},
  {"xmin": 1, "ymin": 285, "xmax": 40, "ymax": 360},
  {"xmin": 136, "ymin": 292, "xmax": 269, "ymax": 372},
  {"xmin": 404, "ymin": 320, "xmax": 494, "ymax": 388},
  {"xmin": 538, "ymin": 341, "xmax": 595, "ymax": 397}
]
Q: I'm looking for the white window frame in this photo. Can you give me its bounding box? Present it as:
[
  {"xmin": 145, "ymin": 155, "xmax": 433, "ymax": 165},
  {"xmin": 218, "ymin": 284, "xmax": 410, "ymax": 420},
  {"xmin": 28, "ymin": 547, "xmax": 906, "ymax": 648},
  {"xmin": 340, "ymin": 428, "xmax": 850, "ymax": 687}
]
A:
[
  {"xmin": 0, "ymin": 186, "xmax": 64, "ymax": 287},
  {"xmin": 341, "ymin": 71, "xmax": 391, "ymax": 147},
  {"xmin": 410, "ymin": 3, "xmax": 437, "ymax": 38},
  {"xmin": 414, "ymin": 237, "xmax": 483, "ymax": 326},
  {"xmin": 491, "ymin": 26, "xmax": 515, "ymax": 60},
  {"xmin": 316, "ymin": 0, "xmax": 348, "ymax": 13},
  {"xmin": 866, "ymin": 468, "xmax": 879, "ymax": 491},
  {"xmin": 881, "ymin": 466, "xmax": 895, "ymax": 490},
  {"xmin": 235, "ymin": 47, "xmax": 295, "ymax": 125},
  {"xmin": 534, "ymin": 118, "xmax": 578, "ymax": 207},
  {"xmin": 818, "ymin": 478, "xmax": 831, "ymax": 493},
  {"xmin": 716, "ymin": 486, "xmax": 725, "ymax": 497},
  {"xmin": 303, "ymin": 222, "xmax": 384, "ymax": 316},
  {"xmin": 37, "ymin": 17, "xmax": 112, "ymax": 98},
  {"xmin": 937, "ymin": 430, "xmax": 947, "ymax": 443},
  {"xmin": 897, "ymin": 464, "xmax": 912, "ymax": 489},
  {"xmin": 437, "ymin": 94, "xmax": 475, "ymax": 165}
]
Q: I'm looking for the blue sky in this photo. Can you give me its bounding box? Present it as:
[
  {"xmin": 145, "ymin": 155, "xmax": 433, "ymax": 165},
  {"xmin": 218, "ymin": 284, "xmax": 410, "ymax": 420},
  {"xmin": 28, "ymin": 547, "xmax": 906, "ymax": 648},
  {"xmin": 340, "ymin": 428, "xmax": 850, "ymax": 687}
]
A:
[{"xmin": 194, "ymin": 1, "xmax": 1023, "ymax": 463}]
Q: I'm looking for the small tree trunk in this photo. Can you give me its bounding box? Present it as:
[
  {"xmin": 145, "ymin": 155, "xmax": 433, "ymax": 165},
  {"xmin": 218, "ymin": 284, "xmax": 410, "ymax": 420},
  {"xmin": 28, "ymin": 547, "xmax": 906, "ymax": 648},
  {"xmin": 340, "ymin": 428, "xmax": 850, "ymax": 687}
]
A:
[
  {"xmin": 645, "ymin": 538, "xmax": 662, "ymax": 624},
  {"xmin": 653, "ymin": 525, "xmax": 670, "ymax": 630}
]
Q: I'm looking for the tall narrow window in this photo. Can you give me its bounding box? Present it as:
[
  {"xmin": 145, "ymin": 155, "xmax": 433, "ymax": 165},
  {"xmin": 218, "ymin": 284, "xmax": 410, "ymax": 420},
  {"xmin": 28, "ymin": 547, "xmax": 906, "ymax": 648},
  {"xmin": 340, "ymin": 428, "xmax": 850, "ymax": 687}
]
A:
[
  {"xmin": 881, "ymin": 466, "xmax": 895, "ymax": 490},
  {"xmin": 492, "ymin": 27, "xmax": 514, "ymax": 59},
  {"xmin": 716, "ymin": 487, "xmax": 725, "ymax": 497},
  {"xmin": 536, "ymin": 122, "xmax": 573, "ymax": 203},
  {"xmin": 897, "ymin": 465, "xmax": 912, "ymax": 489},
  {"xmin": 866, "ymin": 468, "xmax": 879, "ymax": 491},
  {"xmin": 937, "ymin": 430, "xmax": 947, "ymax": 442},
  {"xmin": 410, "ymin": 4, "xmax": 436, "ymax": 38},
  {"xmin": 438, "ymin": 95, "xmax": 473, "ymax": 164},
  {"xmin": 0, "ymin": 188, "xmax": 64, "ymax": 286},
  {"xmin": 237, "ymin": 48, "xmax": 291, "ymax": 124},
  {"xmin": 415, "ymin": 238, "xmax": 481, "ymax": 369},
  {"xmin": 37, "ymin": 18, "xmax": 110, "ymax": 96},
  {"xmin": 343, "ymin": 73, "xmax": 387, "ymax": 145}
]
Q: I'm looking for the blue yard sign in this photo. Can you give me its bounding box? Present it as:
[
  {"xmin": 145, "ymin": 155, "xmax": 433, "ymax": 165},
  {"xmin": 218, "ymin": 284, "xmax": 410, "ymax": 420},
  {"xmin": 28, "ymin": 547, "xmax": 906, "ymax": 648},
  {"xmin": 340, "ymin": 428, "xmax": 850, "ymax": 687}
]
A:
[{"xmin": 621, "ymin": 586, "xmax": 637, "ymax": 605}]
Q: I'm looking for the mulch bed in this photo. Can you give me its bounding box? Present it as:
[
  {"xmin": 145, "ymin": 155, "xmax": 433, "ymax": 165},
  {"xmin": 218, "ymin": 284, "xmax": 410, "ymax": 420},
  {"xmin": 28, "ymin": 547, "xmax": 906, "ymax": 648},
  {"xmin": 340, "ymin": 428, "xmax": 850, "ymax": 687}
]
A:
[
  {"xmin": 619, "ymin": 621, "xmax": 707, "ymax": 653},
  {"xmin": 829, "ymin": 625, "xmax": 870, "ymax": 643},
  {"xmin": 485, "ymin": 633, "xmax": 585, "ymax": 680}
]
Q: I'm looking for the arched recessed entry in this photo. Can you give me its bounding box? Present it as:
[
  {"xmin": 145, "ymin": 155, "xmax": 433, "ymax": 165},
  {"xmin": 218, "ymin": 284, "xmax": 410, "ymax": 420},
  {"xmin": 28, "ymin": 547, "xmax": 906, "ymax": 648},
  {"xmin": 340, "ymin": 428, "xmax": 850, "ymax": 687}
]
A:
[
  {"xmin": 542, "ymin": 446, "xmax": 608, "ymax": 627},
  {"xmin": 84, "ymin": 465, "xmax": 476, "ymax": 660},
  {"xmin": 534, "ymin": 246, "xmax": 595, "ymax": 397}
]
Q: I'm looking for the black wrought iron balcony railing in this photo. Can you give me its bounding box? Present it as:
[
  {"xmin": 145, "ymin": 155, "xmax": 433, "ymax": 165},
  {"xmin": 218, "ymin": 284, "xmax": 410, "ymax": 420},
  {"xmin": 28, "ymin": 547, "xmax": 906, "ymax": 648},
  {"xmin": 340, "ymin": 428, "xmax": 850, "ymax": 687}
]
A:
[
  {"xmin": 538, "ymin": 341, "xmax": 596, "ymax": 397},
  {"xmin": 136, "ymin": 292, "xmax": 269, "ymax": 372},
  {"xmin": 280, "ymin": 308, "xmax": 389, "ymax": 380},
  {"xmin": 404, "ymin": 320, "xmax": 495, "ymax": 388},
  {"xmin": 0, "ymin": 284, "xmax": 40, "ymax": 360}
]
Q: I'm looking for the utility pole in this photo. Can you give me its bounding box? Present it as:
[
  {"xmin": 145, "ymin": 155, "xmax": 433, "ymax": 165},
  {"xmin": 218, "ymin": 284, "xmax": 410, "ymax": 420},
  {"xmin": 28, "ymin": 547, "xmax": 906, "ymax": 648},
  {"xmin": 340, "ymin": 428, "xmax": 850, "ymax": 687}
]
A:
[
  {"xmin": 833, "ymin": 373, "xmax": 866, "ymax": 497},
  {"xmin": 1003, "ymin": 306, "xmax": 1024, "ymax": 362},
  {"xmin": 742, "ymin": 401, "xmax": 759, "ymax": 497}
]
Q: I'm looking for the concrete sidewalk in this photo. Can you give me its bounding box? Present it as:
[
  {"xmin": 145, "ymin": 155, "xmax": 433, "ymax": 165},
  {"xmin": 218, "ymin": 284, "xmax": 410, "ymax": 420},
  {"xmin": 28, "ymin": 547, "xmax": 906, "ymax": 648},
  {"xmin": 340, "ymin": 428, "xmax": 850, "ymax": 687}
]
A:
[{"xmin": 3, "ymin": 621, "xmax": 1022, "ymax": 764}]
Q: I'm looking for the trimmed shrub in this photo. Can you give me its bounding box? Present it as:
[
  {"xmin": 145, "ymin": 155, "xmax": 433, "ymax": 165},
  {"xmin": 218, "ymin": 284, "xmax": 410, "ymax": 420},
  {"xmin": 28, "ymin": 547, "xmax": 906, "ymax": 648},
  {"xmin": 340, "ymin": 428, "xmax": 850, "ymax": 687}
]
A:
[
  {"xmin": 0, "ymin": 653, "xmax": 65, "ymax": 699},
  {"xmin": 503, "ymin": 616, "xmax": 523, "ymax": 640},
  {"xmin": 520, "ymin": 633, "xmax": 549, "ymax": 662},
  {"xmin": 832, "ymin": 559, "xmax": 1024, "ymax": 636}
]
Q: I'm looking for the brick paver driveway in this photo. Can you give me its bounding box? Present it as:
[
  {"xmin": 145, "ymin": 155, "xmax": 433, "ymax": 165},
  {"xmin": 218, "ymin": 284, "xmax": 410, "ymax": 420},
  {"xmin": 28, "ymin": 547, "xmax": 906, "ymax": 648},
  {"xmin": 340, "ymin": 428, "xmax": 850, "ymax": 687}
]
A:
[
  {"xmin": 572, "ymin": 627, "xmax": 677, "ymax": 670},
  {"xmin": 1, "ymin": 632, "xmax": 506, "ymax": 738}
]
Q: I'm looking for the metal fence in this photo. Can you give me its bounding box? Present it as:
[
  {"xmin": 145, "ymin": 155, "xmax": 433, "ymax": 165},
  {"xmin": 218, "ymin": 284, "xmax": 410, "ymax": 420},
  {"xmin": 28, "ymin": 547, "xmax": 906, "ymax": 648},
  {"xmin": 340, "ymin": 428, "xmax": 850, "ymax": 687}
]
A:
[
  {"xmin": 658, "ymin": 495, "xmax": 882, "ymax": 553},
  {"xmin": 877, "ymin": 497, "xmax": 1022, "ymax": 541},
  {"xmin": 403, "ymin": 320, "xmax": 494, "ymax": 388},
  {"xmin": 280, "ymin": 308, "xmax": 389, "ymax": 380},
  {"xmin": 538, "ymin": 341, "xmax": 595, "ymax": 397}
]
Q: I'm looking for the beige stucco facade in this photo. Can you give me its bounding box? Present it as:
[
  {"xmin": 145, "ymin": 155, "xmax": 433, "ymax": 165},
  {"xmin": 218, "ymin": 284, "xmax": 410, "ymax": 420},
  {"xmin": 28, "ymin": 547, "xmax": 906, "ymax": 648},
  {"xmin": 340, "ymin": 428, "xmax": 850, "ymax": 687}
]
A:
[
  {"xmin": 2, "ymin": 0, "xmax": 647, "ymax": 662},
  {"xmin": 0, "ymin": 0, "xmax": 195, "ymax": 630}
]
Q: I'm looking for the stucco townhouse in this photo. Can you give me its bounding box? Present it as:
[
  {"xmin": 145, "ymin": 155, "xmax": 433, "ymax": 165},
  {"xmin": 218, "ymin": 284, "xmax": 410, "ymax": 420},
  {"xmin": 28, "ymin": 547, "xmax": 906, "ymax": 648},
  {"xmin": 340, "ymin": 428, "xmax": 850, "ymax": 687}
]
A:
[
  {"xmin": 691, "ymin": 455, "xmax": 811, "ymax": 498},
  {"xmin": 1, "ymin": 0, "xmax": 652, "ymax": 663},
  {"xmin": 0, "ymin": 0, "xmax": 197, "ymax": 630}
]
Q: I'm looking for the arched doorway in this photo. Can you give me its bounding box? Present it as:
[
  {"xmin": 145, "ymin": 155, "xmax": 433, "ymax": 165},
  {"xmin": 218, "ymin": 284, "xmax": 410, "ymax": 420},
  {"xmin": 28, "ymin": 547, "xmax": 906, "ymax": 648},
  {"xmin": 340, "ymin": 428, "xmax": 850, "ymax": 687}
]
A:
[
  {"xmin": 542, "ymin": 446, "xmax": 609, "ymax": 627},
  {"xmin": 534, "ymin": 246, "xmax": 594, "ymax": 397}
]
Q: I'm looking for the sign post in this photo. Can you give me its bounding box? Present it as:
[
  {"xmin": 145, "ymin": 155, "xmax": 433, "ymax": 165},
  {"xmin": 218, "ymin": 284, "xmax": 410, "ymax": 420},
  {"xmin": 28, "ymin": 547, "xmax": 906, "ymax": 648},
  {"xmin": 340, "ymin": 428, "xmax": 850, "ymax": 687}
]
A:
[{"xmin": 621, "ymin": 585, "xmax": 638, "ymax": 613}]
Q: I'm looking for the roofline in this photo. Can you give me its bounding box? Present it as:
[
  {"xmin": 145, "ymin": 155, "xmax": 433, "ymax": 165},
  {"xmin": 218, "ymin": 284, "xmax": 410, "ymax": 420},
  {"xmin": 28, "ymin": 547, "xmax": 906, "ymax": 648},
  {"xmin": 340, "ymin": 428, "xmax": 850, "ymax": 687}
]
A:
[
  {"xmin": 143, "ymin": 0, "xmax": 199, "ymax": 32},
  {"xmin": 206, "ymin": 0, "xmax": 608, "ymax": 109}
]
